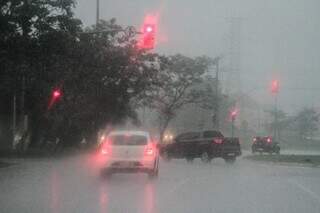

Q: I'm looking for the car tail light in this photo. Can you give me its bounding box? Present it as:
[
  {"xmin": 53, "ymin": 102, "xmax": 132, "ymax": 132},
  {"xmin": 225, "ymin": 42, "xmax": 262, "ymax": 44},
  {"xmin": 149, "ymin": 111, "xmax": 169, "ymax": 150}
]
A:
[
  {"xmin": 100, "ymin": 139, "xmax": 111, "ymax": 155},
  {"xmin": 253, "ymin": 137, "xmax": 257, "ymax": 143},
  {"xmin": 267, "ymin": 137, "xmax": 272, "ymax": 143},
  {"xmin": 213, "ymin": 138, "xmax": 223, "ymax": 144},
  {"xmin": 101, "ymin": 148, "xmax": 108, "ymax": 155},
  {"xmin": 145, "ymin": 145, "xmax": 154, "ymax": 156}
]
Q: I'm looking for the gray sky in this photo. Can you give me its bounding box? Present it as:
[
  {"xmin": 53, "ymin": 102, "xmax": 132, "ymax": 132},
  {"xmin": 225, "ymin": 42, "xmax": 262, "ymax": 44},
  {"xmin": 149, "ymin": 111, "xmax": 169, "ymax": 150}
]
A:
[{"xmin": 74, "ymin": 0, "xmax": 320, "ymax": 114}]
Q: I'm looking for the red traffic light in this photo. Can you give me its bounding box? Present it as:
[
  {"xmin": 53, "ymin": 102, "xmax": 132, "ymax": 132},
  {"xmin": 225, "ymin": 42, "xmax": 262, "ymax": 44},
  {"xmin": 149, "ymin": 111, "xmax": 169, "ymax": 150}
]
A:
[
  {"xmin": 139, "ymin": 15, "xmax": 157, "ymax": 49},
  {"xmin": 271, "ymin": 80, "xmax": 279, "ymax": 94},
  {"xmin": 230, "ymin": 109, "xmax": 238, "ymax": 120},
  {"xmin": 144, "ymin": 25, "xmax": 154, "ymax": 33},
  {"xmin": 53, "ymin": 90, "xmax": 61, "ymax": 98}
]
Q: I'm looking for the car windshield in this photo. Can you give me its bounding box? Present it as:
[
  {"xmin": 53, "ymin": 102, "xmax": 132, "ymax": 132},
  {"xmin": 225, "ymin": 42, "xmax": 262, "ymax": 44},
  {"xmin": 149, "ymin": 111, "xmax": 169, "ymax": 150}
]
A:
[
  {"xmin": 1, "ymin": 1, "xmax": 320, "ymax": 213},
  {"xmin": 109, "ymin": 135, "xmax": 148, "ymax": 146}
]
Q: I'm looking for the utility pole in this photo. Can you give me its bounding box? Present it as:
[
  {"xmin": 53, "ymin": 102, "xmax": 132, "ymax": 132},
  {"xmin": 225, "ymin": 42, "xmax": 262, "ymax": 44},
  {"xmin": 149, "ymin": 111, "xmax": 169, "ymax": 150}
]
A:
[
  {"xmin": 274, "ymin": 93, "xmax": 278, "ymax": 140},
  {"xmin": 96, "ymin": 0, "xmax": 100, "ymax": 26},
  {"xmin": 12, "ymin": 94, "xmax": 16, "ymax": 148},
  {"xmin": 215, "ymin": 57, "xmax": 220, "ymax": 130},
  {"xmin": 213, "ymin": 57, "xmax": 221, "ymax": 130}
]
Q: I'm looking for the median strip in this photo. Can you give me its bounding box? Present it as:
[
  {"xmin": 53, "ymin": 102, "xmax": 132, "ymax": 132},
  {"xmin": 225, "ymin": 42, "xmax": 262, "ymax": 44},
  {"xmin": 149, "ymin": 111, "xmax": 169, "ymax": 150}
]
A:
[{"xmin": 244, "ymin": 154, "xmax": 320, "ymax": 167}]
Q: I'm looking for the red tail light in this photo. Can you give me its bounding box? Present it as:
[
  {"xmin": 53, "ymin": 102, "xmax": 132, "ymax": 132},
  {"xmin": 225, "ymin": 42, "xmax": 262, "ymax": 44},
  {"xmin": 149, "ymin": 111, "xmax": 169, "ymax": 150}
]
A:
[
  {"xmin": 101, "ymin": 148, "xmax": 109, "ymax": 155},
  {"xmin": 267, "ymin": 137, "xmax": 272, "ymax": 143},
  {"xmin": 100, "ymin": 139, "xmax": 111, "ymax": 155},
  {"xmin": 213, "ymin": 138, "xmax": 223, "ymax": 144},
  {"xmin": 253, "ymin": 137, "xmax": 257, "ymax": 143},
  {"xmin": 145, "ymin": 145, "xmax": 154, "ymax": 156}
]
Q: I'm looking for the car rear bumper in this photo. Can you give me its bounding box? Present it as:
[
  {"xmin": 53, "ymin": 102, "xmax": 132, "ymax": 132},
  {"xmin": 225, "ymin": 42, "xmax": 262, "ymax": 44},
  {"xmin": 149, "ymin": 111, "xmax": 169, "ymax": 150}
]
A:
[{"xmin": 101, "ymin": 157, "xmax": 156, "ymax": 171}]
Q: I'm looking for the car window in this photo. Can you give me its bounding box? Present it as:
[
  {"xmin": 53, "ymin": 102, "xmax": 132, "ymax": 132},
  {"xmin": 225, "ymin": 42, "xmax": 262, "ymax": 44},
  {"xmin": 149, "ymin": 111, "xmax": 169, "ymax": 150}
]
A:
[
  {"xmin": 203, "ymin": 131, "xmax": 223, "ymax": 138},
  {"xmin": 176, "ymin": 132, "xmax": 200, "ymax": 141},
  {"xmin": 109, "ymin": 135, "xmax": 148, "ymax": 146}
]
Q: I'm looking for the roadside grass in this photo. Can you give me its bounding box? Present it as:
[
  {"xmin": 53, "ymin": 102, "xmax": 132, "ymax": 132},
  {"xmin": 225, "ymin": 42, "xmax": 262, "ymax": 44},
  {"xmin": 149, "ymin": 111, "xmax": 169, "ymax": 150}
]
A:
[{"xmin": 245, "ymin": 154, "xmax": 320, "ymax": 167}]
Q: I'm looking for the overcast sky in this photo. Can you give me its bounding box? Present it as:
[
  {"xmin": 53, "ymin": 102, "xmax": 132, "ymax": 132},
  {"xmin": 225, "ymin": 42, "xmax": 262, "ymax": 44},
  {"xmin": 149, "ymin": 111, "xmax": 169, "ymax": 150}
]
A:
[{"xmin": 74, "ymin": 0, "xmax": 320, "ymax": 114}]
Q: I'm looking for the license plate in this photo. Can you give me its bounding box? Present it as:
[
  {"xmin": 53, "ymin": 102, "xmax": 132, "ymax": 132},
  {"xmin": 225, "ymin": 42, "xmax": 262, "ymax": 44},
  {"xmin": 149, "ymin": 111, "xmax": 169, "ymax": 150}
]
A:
[{"xmin": 119, "ymin": 161, "xmax": 135, "ymax": 167}]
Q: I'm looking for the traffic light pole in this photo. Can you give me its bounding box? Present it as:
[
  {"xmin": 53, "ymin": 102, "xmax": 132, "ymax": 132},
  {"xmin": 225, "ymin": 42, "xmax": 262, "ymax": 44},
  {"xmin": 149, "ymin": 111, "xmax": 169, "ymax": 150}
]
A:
[
  {"xmin": 274, "ymin": 93, "xmax": 278, "ymax": 141},
  {"xmin": 96, "ymin": 0, "xmax": 100, "ymax": 26},
  {"xmin": 215, "ymin": 58, "xmax": 220, "ymax": 130},
  {"xmin": 231, "ymin": 117, "xmax": 235, "ymax": 138}
]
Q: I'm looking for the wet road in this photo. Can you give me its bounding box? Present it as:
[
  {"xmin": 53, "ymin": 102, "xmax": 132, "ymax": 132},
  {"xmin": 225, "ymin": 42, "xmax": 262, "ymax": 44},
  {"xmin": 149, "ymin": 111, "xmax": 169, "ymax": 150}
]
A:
[{"xmin": 1, "ymin": 154, "xmax": 320, "ymax": 213}]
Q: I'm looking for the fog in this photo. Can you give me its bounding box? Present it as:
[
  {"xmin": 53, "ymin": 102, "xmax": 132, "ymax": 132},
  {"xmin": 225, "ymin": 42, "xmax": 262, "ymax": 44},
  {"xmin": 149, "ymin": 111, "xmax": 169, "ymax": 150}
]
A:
[{"xmin": 75, "ymin": 0, "xmax": 320, "ymax": 114}]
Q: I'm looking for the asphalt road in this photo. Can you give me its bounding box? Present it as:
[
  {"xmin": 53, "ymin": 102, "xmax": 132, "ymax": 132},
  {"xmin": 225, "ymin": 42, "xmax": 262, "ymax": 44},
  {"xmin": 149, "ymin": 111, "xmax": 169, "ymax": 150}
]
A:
[{"xmin": 1, "ymin": 153, "xmax": 320, "ymax": 213}]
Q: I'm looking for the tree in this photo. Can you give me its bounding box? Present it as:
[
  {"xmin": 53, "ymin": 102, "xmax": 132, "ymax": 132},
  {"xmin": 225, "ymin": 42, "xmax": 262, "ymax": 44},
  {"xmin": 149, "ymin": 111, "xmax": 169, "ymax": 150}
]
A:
[
  {"xmin": 293, "ymin": 108, "xmax": 319, "ymax": 140},
  {"xmin": 144, "ymin": 54, "xmax": 212, "ymax": 141},
  {"xmin": 0, "ymin": 0, "xmax": 81, "ymax": 149},
  {"xmin": 264, "ymin": 109, "xmax": 291, "ymax": 140},
  {"xmin": 1, "ymin": 1, "xmax": 163, "ymax": 149}
]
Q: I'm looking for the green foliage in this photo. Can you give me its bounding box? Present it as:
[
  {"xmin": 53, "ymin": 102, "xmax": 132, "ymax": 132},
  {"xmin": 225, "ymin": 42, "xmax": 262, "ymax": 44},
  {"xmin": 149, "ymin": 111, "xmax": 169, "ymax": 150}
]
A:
[
  {"xmin": 293, "ymin": 108, "xmax": 319, "ymax": 139},
  {"xmin": 0, "ymin": 1, "xmax": 162, "ymax": 147},
  {"xmin": 143, "ymin": 54, "xmax": 212, "ymax": 139}
]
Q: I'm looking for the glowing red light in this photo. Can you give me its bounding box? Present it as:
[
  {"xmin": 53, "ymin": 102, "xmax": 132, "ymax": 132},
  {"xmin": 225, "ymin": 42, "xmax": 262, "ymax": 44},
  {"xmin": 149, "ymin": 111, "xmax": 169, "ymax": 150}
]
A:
[
  {"xmin": 101, "ymin": 148, "xmax": 108, "ymax": 155},
  {"xmin": 145, "ymin": 25, "xmax": 154, "ymax": 33},
  {"xmin": 53, "ymin": 90, "xmax": 61, "ymax": 98},
  {"xmin": 213, "ymin": 138, "xmax": 223, "ymax": 144},
  {"xmin": 267, "ymin": 137, "xmax": 272, "ymax": 143},
  {"xmin": 139, "ymin": 15, "xmax": 157, "ymax": 49},
  {"xmin": 145, "ymin": 146, "xmax": 154, "ymax": 156},
  {"xmin": 271, "ymin": 80, "xmax": 279, "ymax": 94},
  {"xmin": 253, "ymin": 137, "xmax": 257, "ymax": 142},
  {"xmin": 230, "ymin": 109, "xmax": 238, "ymax": 120}
]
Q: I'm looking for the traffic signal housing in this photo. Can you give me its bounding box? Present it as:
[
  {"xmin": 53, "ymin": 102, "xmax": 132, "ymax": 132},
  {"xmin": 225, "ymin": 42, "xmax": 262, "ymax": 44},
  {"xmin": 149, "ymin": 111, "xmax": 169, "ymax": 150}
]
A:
[
  {"xmin": 139, "ymin": 15, "xmax": 157, "ymax": 49},
  {"xmin": 271, "ymin": 80, "xmax": 279, "ymax": 94}
]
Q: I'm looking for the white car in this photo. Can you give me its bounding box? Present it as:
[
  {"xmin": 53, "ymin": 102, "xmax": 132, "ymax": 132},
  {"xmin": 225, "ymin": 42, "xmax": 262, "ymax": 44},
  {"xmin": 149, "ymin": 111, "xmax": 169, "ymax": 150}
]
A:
[{"xmin": 99, "ymin": 130, "xmax": 159, "ymax": 178}]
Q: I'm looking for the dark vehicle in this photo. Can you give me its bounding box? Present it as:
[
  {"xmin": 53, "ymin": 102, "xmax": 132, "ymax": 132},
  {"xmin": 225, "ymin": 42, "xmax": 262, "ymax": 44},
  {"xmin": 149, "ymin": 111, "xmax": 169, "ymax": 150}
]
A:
[
  {"xmin": 251, "ymin": 136, "xmax": 280, "ymax": 154},
  {"xmin": 159, "ymin": 130, "xmax": 241, "ymax": 163}
]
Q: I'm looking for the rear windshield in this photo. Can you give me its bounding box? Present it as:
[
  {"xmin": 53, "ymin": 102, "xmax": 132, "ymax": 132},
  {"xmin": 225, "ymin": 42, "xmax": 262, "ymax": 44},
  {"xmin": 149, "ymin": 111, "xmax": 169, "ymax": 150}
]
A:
[
  {"xmin": 203, "ymin": 131, "xmax": 223, "ymax": 138},
  {"xmin": 108, "ymin": 135, "xmax": 148, "ymax": 146}
]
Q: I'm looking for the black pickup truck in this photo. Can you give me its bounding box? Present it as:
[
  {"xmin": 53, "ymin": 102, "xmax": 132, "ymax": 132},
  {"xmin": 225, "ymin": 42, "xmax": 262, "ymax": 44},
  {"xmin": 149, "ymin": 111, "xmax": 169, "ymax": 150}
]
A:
[{"xmin": 159, "ymin": 130, "xmax": 241, "ymax": 163}]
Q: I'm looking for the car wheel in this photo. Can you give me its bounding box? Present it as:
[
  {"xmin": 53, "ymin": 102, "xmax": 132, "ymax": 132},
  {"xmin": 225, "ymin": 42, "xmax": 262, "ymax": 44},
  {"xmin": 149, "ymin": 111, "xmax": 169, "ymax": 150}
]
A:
[
  {"xmin": 162, "ymin": 151, "xmax": 171, "ymax": 162},
  {"xmin": 224, "ymin": 157, "xmax": 236, "ymax": 164},
  {"xmin": 186, "ymin": 157, "xmax": 194, "ymax": 163},
  {"xmin": 148, "ymin": 168, "xmax": 159, "ymax": 179},
  {"xmin": 148, "ymin": 160, "xmax": 159, "ymax": 179},
  {"xmin": 201, "ymin": 152, "xmax": 210, "ymax": 163},
  {"xmin": 100, "ymin": 168, "xmax": 112, "ymax": 179}
]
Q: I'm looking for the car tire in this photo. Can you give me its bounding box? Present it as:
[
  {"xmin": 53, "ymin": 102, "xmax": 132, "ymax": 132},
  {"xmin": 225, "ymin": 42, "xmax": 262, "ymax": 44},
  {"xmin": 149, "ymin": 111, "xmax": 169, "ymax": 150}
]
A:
[
  {"xmin": 148, "ymin": 160, "xmax": 159, "ymax": 179},
  {"xmin": 162, "ymin": 151, "xmax": 171, "ymax": 162},
  {"xmin": 186, "ymin": 156, "xmax": 194, "ymax": 163},
  {"xmin": 201, "ymin": 152, "xmax": 210, "ymax": 163},
  {"xmin": 224, "ymin": 156, "xmax": 236, "ymax": 164},
  {"xmin": 148, "ymin": 168, "xmax": 159, "ymax": 179},
  {"xmin": 100, "ymin": 168, "xmax": 112, "ymax": 179}
]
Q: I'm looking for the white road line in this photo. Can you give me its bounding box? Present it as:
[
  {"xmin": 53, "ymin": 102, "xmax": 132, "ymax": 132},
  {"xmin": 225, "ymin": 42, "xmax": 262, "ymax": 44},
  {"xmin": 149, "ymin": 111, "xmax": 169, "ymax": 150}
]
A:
[{"xmin": 288, "ymin": 179, "xmax": 320, "ymax": 202}]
